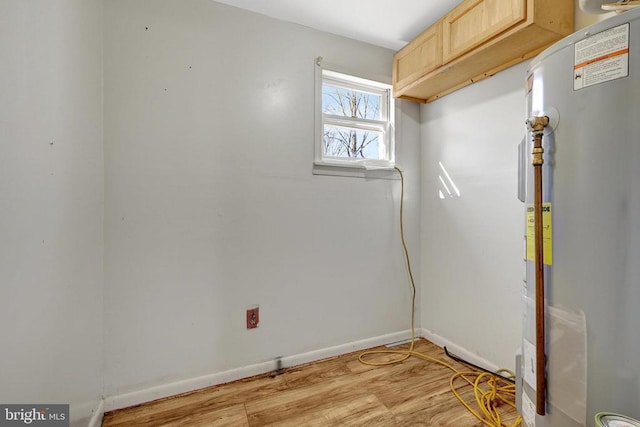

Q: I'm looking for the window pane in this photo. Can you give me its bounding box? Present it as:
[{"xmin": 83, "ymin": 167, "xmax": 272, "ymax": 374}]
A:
[
  {"xmin": 322, "ymin": 84, "xmax": 381, "ymax": 120},
  {"xmin": 323, "ymin": 125, "xmax": 382, "ymax": 159}
]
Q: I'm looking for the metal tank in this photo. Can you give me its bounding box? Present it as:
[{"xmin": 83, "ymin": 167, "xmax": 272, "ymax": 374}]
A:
[{"xmin": 519, "ymin": 8, "xmax": 640, "ymax": 427}]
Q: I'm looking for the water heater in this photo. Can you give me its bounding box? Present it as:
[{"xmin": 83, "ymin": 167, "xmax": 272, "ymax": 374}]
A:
[{"xmin": 520, "ymin": 8, "xmax": 640, "ymax": 427}]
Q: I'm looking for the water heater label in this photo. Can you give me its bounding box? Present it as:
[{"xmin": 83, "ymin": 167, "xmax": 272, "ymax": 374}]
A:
[
  {"xmin": 574, "ymin": 23, "xmax": 629, "ymax": 90},
  {"xmin": 522, "ymin": 392, "xmax": 536, "ymax": 427},
  {"xmin": 523, "ymin": 339, "xmax": 537, "ymax": 390},
  {"xmin": 526, "ymin": 203, "xmax": 552, "ymax": 265}
]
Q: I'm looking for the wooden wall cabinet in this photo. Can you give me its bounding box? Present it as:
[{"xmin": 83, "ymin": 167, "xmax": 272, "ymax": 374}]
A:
[
  {"xmin": 393, "ymin": 0, "xmax": 573, "ymax": 103},
  {"xmin": 394, "ymin": 22, "xmax": 443, "ymax": 93}
]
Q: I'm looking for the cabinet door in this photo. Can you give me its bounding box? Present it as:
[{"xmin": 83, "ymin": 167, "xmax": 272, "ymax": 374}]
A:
[
  {"xmin": 393, "ymin": 22, "xmax": 442, "ymax": 92},
  {"xmin": 442, "ymin": 0, "xmax": 526, "ymax": 63}
]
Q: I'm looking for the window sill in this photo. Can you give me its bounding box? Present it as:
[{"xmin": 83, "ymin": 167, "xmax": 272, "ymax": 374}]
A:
[{"xmin": 312, "ymin": 163, "xmax": 399, "ymax": 180}]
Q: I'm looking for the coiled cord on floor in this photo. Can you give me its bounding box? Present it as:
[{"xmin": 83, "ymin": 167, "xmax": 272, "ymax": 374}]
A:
[{"xmin": 358, "ymin": 166, "xmax": 522, "ymax": 427}]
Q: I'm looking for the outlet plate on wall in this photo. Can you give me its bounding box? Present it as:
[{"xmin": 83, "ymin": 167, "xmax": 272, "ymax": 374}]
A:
[{"xmin": 246, "ymin": 306, "xmax": 259, "ymax": 329}]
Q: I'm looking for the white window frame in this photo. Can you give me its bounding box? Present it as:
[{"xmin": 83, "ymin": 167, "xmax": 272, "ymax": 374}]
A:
[{"xmin": 314, "ymin": 60, "xmax": 395, "ymax": 171}]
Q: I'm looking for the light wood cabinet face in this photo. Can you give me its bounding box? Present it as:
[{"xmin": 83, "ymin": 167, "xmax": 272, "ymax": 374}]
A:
[
  {"xmin": 442, "ymin": 0, "xmax": 526, "ymax": 63},
  {"xmin": 392, "ymin": 0, "xmax": 573, "ymax": 103},
  {"xmin": 393, "ymin": 23, "xmax": 443, "ymax": 91}
]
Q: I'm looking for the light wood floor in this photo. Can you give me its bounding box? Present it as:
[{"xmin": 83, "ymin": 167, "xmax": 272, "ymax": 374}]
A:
[{"xmin": 102, "ymin": 339, "xmax": 519, "ymax": 426}]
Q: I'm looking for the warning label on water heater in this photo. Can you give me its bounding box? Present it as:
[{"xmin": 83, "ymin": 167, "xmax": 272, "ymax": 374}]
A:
[
  {"xmin": 526, "ymin": 203, "xmax": 552, "ymax": 265},
  {"xmin": 574, "ymin": 23, "xmax": 629, "ymax": 90}
]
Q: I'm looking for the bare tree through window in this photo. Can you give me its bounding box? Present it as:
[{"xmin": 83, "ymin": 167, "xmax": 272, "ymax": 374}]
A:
[{"xmin": 322, "ymin": 85, "xmax": 381, "ymax": 159}]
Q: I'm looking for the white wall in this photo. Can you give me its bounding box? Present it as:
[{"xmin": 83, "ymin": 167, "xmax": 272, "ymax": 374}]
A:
[
  {"xmin": 575, "ymin": 5, "xmax": 616, "ymax": 28},
  {"xmin": 103, "ymin": 0, "xmax": 420, "ymax": 397},
  {"xmin": 420, "ymin": 62, "xmax": 528, "ymax": 370},
  {"xmin": 419, "ymin": 2, "xmax": 616, "ymax": 371},
  {"xmin": 0, "ymin": 1, "xmax": 104, "ymax": 425}
]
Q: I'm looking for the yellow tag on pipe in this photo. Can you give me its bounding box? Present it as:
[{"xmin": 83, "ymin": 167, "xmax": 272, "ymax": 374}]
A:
[{"xmin": 526, "ymin": 203, "xmax": 552, "ymax": 265}]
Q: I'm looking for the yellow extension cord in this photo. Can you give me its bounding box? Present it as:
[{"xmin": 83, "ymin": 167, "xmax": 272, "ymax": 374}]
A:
[{"xmin": 358, "ymin": 166, "xmax": 522, "ymax": 427}]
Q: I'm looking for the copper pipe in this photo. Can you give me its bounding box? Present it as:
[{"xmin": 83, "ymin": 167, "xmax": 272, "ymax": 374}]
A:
[{"xmin": 528, "ymin": 115, "xmax": 549, "ymax": 416}]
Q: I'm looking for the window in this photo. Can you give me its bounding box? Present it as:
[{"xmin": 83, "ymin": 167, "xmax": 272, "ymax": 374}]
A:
[{"xmin": 315, "ymin": 65, "xmax": 394, "ymax": 170}]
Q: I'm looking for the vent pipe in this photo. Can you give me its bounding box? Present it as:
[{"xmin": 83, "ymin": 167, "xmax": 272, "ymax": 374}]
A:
[{"xmin": 579, "ymin": 0, "xmax": 610, "ymax": 13}]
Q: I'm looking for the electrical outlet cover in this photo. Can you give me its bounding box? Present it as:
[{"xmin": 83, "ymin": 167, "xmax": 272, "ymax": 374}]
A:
[{"xmin": 246, "ymin": 307, "xmax": 259, "ymax": 329}]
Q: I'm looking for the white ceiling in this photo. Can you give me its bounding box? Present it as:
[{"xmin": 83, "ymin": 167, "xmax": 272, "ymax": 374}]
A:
[{"xmin": 212, "ymin": 0, "xmax": 465, "ymax": 51}]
